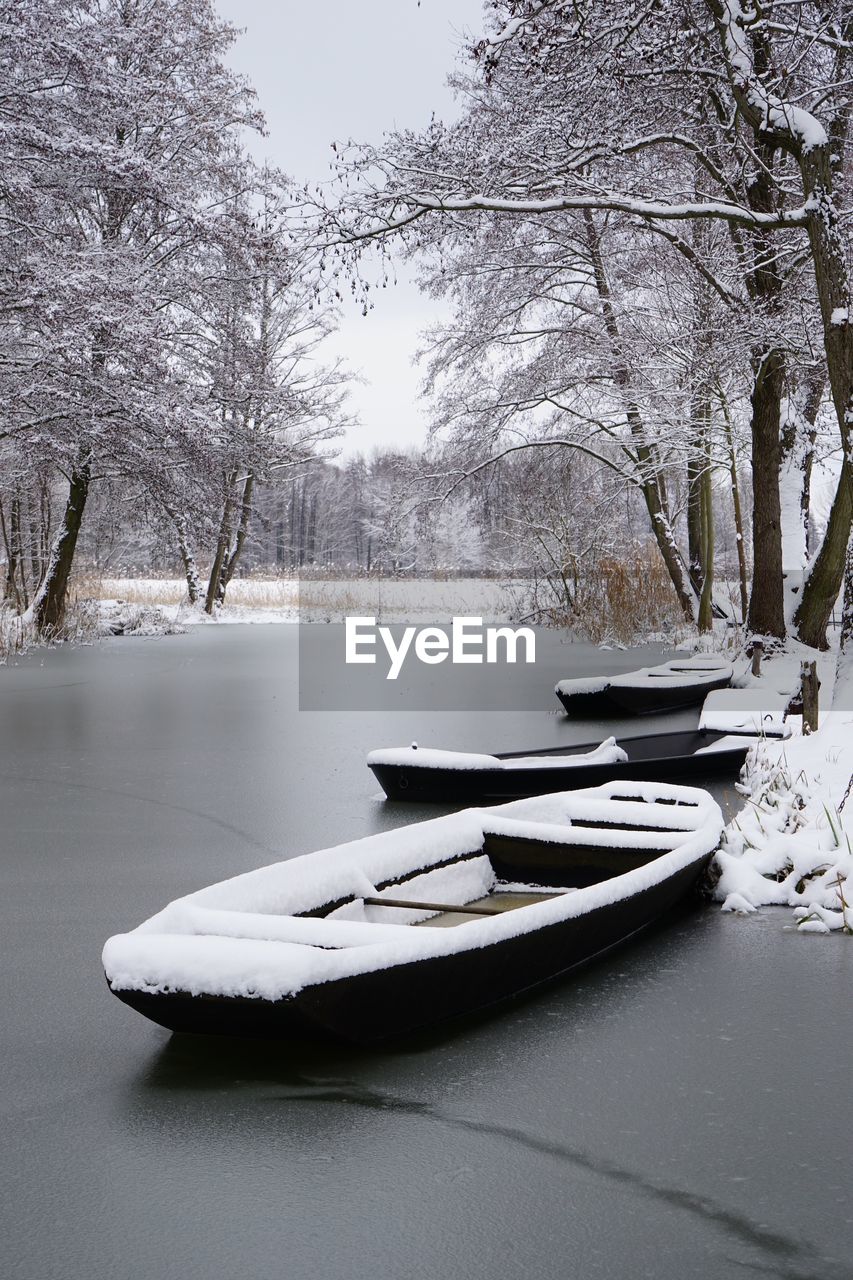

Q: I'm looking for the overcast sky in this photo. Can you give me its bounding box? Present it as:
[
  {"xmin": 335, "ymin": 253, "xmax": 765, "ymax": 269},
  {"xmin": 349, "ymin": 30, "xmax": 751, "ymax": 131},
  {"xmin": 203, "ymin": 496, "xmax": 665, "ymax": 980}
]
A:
[{"xmin": 215, "ymin": 0, "xmax": 486, "ymax": 457}]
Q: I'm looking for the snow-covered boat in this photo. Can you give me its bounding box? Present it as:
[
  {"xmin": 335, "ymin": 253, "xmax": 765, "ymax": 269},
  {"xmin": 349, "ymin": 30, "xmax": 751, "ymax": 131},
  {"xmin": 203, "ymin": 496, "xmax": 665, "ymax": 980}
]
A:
[
  {"xmin": 103, "ymin": 782, "xmax": 723, "ymax": 1043},
  {"xmin": 556, "ymin": 656, "xmax": 733, "ymax": 716},
  {"xmin": 367, "ymin": 728, "xmax": 757, "ymax": 803},
  {"xmin": 551, "ymin": 675, "xmax": 618, "ymax": 715}
]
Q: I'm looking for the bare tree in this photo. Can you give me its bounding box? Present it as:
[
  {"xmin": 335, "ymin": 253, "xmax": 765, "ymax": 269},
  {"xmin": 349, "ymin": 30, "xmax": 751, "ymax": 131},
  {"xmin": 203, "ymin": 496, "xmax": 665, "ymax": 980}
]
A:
[{"xmin": 312, "ymin": 0, "xmax": 853, "ymax": 650}]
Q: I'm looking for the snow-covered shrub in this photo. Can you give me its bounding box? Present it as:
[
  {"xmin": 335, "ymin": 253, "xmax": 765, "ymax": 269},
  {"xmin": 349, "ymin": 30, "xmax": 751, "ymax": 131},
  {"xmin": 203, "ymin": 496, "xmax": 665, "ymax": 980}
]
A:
[{"xmin": 714, "ymin": 738, "xmax": 853, "ymax": 933}]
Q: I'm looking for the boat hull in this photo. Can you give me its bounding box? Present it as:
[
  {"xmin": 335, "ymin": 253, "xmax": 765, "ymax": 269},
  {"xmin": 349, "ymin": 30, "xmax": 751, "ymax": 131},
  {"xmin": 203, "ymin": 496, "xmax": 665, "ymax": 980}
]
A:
[
  {"xmin": 605, "ymin": 671, "xmax": 732, "ymax": 714},
  {"xmin": 556, "ymin": 658, "xmax": 734, "ymax": 716},
  {"xmin": 554, "ymin": 687, "xmax": 619, "ymax": 716},
  {"xmin": 112, "ymin": 853, "xmax": 710, "ymax": 1044},
  {"xmin": 369, "ymin": 729, "xmax": 748, "ymax": 803}
]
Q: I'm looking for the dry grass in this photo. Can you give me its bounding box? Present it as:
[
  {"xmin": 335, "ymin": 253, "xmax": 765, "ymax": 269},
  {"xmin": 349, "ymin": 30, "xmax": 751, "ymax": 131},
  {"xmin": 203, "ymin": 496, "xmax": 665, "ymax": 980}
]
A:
[
  {"xmin": 8, "ymin": 559, "xmax": 685, "ymax": 645},
  {"xmin": 70, "ymin": 564, "xmax": 685, "ymax": 638},
  {"xmin": 0, "ymin": 592, "xmax": 101, "ymax": 661},
  {"xmin": 0, "ymin": 599, "xmax": 30, "ymax": 660},
  {"xmin": 75, "ymin": 573, "xmax": 515, "ymax": 621},
  {"xmin": 507, "ymin": 549, "xmax": 688, "ymax": 645},
  {"xmin": 593, "ymin": 552, "xmax": 686, "ymax": 644},
  {"xmin": 72, "ymin": 572, "xmax": 300, "ymax": 611}
]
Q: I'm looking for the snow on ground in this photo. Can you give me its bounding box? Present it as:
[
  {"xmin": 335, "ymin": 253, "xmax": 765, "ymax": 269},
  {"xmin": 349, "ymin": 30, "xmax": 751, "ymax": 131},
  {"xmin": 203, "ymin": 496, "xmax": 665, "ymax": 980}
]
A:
[{"xmin": 712, "ymin": 644, "xmax": 853, "ymax": 934}]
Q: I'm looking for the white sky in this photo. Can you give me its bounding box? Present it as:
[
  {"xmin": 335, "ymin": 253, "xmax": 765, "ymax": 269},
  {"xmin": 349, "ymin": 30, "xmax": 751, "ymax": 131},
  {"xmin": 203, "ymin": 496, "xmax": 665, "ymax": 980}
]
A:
[{"xmin": 215, "ymin": 0, "xmax": 487, "ymax": 457}]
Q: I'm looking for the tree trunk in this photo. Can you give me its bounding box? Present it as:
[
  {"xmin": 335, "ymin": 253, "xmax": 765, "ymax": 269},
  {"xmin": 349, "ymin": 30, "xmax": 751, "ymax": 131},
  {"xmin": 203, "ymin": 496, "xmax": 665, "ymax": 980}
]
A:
[
  {"xmin": 32, "ymin": 451, "xmax": 91, "ymax": 635},
  {"xmin": 167, "ymin": 510, "xmax": 200, "ymax": 605},
  {"xmin": 29, "ymin": 501, "xmax": 43, "ymax": 595},
  {"xmin": 842, "ymin": 530, "xmax": 853, "ymax": 652},
  {"xmin": 741, "ymin": 129, "xmax": 787, "ymax": 641},
  {"xmin": 0, "ymin": 497, "xmax": 18, "ymax": 607},
  {"xmin": 746, "ymin": 348, "xmax": 786, "ymax": 639},
  {"xmin": 583, "ymin": 209, "xmax": 697, "ymax": 622},
  {"xmin": 794, "ymin": 470, "xmax": 852, "ymax": 648},
  {"xmin": 686, "ymin": 453, "xmax": 704, "ymax": 598},
  {"xmin": 838, "ymin": 528, "xmax": 853, "ymax": 694},
  {"xmin": 731, "ymin": 470, "xmax": 748, "ymax": 624},
  {"xmin": 719, "ymin": 396, "xmax": 749, "ymax": 622},
  {"xmin": 800, "ymin": 660, "xmax": 819, "ymax": 735},
  {"xmin": 794, "ymin": 146, "xmax": 853, "ymax": 648},
  {"xmin": 10, "ymin": 493, "xmax": 28, "ymax": 609},
  {"xmin": 205, "ymin": 477, "xmax": 236, "ymax": 614},
  {"xmin": 697, "ymin": 440, "xmax": 715, "ymax": 633},
  {"xmin": 219, "ymin": 473, "xmax": 254, "ymax": 603},
  {"xmin": 796, "ymin": 369, "xmax": 825, "ymax": 557},
  {"xmin": 637, "ymin": 481, "xmax": 697, "ymax": 621}
]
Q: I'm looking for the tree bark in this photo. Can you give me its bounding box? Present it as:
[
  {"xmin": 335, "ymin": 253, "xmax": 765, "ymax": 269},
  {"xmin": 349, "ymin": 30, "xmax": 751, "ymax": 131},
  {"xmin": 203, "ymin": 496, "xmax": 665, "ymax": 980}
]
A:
[
  {"xmin": 0, "ymin": 497, "xmax": 17, "ymax": 607},
  {"xmin": 29, "ymin": 498, "xmax": 43, "ymax": 595},
  {"xmin": 697, "ymin": 436, "xmax": 715, "ymax": 633},
  {"xmin": 583, "ymin": 210, "xmax": 697, "ymax": 622},
  {"xmin": 719, "ymin": 395, "xmax": 749, "ymax": 622},
  {"xmin": 794, "ymin": 145, "xmax": 853, "ymax": 648},
  {"xmin": 779, "ymin": 368, "xmax": 825, "ymax": 564},
  {"xmin": 800, "ymin": 660, "xmax": 819, "ymax": 735},
  {"xmin": 838, "ymin": 528, "xmax": 853, "ymax": 694},
  {"xmin": 205, "ymin": 476, "xmax": 236, "ymax": 614},
  {"xmin": 10, "ymin": 493, "xmax": 28, "ymax": 609},
  {"xmin": 746, "ymin": 348, "xmax": 786, "ymax": 639},
  {"xmin": 686, "ymin": 452, "xmax": 704, "ymax": 598},
  {"xmin": 32, "ymin": 450, "xmax": 91, "ymax": 635},
  {"xmin": 794, "ymin": 470, "xmax": 852, "ymax": 648},
  {"xmin": 167, "ymin": 509, "xmax": 200, "ymax": 605},
  {"xmin": 219, "ymin": 472, "xmax": 254, "ymax": 603}
]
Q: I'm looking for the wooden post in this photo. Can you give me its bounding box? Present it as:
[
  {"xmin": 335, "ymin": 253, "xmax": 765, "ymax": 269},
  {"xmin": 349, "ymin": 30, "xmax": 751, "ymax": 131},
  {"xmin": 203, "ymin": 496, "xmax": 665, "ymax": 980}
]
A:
[
  {"xmin": 751, "ymin": 640, "xmax": 764, "ymax": 677},
  {"xmin": 801, "ymin": 660, "xmax": 819, "ymax": 735}
]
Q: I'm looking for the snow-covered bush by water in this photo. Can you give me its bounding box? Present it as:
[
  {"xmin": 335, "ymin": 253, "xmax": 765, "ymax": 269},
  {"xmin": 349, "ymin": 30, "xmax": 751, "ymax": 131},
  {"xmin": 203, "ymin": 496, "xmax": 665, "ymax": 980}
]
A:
[{"xmin": 714, "ymin": 719, "xmax": 853, "ymax": 934}]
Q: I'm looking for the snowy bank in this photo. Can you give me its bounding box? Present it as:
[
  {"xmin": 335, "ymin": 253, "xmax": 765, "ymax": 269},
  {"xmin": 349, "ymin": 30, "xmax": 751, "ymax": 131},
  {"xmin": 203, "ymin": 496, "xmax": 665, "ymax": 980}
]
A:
[
  {"xmin": 712, "ymin": 647, "xmax": 852, "ymax": 934},
  {"xmin": 98, "ymin": 601, "xmax": 185, "ymax": 637}
]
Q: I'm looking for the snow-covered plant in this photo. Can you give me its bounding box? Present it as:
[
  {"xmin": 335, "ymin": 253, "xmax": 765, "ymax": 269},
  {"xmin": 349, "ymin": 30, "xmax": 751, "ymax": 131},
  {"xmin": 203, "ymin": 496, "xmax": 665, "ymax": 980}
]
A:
[{"xmin": 715, "ymin": 739, "xmax": 853, "ymax": 933}]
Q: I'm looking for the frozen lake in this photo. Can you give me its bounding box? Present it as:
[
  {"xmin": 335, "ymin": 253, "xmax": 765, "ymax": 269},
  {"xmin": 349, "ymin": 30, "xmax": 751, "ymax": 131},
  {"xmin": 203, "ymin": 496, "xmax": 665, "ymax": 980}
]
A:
[{"xmin": 1, "ymin": 627, "xmax": 851, "ymax": 1280}]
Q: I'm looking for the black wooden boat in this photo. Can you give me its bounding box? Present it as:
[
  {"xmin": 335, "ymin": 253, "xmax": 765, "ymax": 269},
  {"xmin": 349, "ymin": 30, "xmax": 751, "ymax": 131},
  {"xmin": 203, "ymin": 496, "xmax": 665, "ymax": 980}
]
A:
[
  {"xmin": 556, "ymin": 656, "xmax": 733, "ymax": 716},
  {"xmin": 103, "ymin": 782, "xmax": 722, "ymax": 1043},
  {"xmin": 367, "ymin": 727, "xmax": 760, "ymax": 803},
  {"xmin": 552, "ymin": 675, "xmax": 618, "ymax": 715}
]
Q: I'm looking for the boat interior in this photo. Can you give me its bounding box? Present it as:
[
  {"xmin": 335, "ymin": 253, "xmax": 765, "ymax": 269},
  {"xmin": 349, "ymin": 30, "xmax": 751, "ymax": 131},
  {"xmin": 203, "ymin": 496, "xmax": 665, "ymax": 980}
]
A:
[
  {"xmin": 378, "ymin": 887, "xmax": 568, "ymax": 929},
  {"xmin": 301, "ymin": 790, "xmax": 707, "ymax": 930},
  {"xmin": 497, "ymin": 728, "xmax": 731, "ymax": 765}
]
